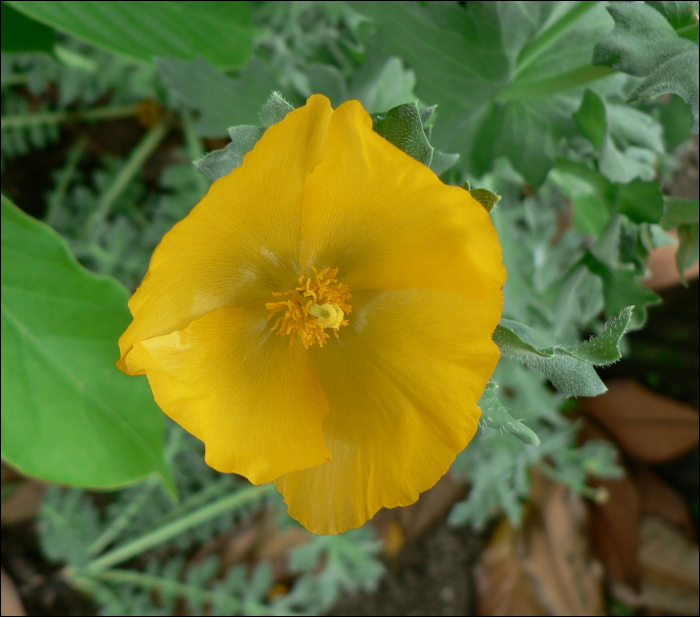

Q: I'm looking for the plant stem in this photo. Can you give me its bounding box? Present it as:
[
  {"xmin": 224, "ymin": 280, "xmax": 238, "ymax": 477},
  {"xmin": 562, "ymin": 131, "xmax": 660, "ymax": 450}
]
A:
[
  {"xmin": 45, "ymin": 134, "xmax": 88, "ymax": 227},
  {"xmin": 83, "ymin": 484, "xmax": 273, "ymax": 575},
  {"xmin": 0, "ymin": 104, "xmax": 140, "ymax": 130},
  {"xmin": 495, "ymin": 65, "xmax": 613, "ymax": 102},
  {"xmin": 156, "ymin": 477, "xmax": 233, "ymax": 527},
  {"xmin": 85, "ymin": 117, "xmax": 169, "ymax": 235},
  {"xmin": 70, "ymin": 576, "xmax": 128, "ymax": 614},
  {"xmin": 514, "ymin": 1, "xmax": 602, "ymax": 78},
  {"xmin": 87, "ymin": 477, "xmax": 158, "ymax": 557},
  {"xmin": 88, "ymin": 569, "xmax": 241, "ymax": 612},
  {"xmin": 181, "ymin": 110, "xmax": 209, "ymax": 196}
]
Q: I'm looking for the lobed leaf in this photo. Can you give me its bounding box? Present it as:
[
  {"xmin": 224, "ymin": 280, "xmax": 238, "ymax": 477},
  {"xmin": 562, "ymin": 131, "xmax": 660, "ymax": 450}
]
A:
[
  {"xmin": 480, "ymin": 383, "xmax": 541, "ymax": 446},
  {"xmin": 353, "ymin": 1, "xmax": 615, "ymax": 185},
  {"xmin": 494, "ymin": 307, "xmax": 634, "ymax": 397},
  {"xmin": 156, "ymin": 56, "xmax": 276, "ymax": 137},
  {"xmin": 192, "ymin": 91, "xmax": 292, "ymax": 181},
  {"xmin": 593, "ymin": 1, "xmax": 699, "ymax": 131}
]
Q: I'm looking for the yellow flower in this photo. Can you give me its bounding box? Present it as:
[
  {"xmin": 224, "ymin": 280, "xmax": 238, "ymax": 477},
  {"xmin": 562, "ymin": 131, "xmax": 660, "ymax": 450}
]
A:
[{"xmin": 117, "ymin": 95, "xmax": 506, "ymax": 534}]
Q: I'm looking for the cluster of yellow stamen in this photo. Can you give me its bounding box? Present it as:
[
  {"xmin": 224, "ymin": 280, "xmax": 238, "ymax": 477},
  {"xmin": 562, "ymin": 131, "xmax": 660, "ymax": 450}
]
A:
[{"xmin": 265, "ymin": 267, "xmax": 352, "ymax": 348}]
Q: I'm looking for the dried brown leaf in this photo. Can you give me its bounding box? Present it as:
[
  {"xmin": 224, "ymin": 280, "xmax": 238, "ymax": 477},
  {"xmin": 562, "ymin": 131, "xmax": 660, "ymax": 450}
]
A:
[
  {"xmin": 0, "ymin": 567, "xmax": 26, "ymax": 617},
  {"xmin": 634, "ymin": 467, "xmax": 696, "ymax": 540},
  {"xmin": 589, "ymin": 474, "xmax": 641, "ymax": 588},
  {"xmin": 580, "ymin": 380, "xmax": 699, "ymax": 463},
  {"xmin": 0, "ymin": 481, "xmax": 47, "ymax": 525},
  {"xmin": 613, "ymin": 516, "xmax": 699, "ymax": 615},
  {"xmin": 476, "ymin": 473, "xmax": 605, "ymax": 616}
]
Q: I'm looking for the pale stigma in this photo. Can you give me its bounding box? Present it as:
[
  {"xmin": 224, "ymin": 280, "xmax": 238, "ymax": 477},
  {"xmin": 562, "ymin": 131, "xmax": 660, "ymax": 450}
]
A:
[
  {"xmin": 309, "ymin": 303, "xmax": 345, "ymax": 329},
  {"xmin": 265, "ymin": 267, "xmax": 352, "ymax": 348}
]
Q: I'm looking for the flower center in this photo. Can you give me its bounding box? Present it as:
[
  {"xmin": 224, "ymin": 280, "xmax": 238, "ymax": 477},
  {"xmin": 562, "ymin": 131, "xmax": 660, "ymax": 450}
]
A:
[{"xmin": 265, "ymin": 267, "xmax": 352, "ymax": 348}]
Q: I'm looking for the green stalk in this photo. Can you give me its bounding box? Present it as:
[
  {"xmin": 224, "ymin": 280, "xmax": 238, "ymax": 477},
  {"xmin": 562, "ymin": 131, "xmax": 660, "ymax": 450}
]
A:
[
  {"xmin": 45, "ymin": 135, "xmax": 88, "ymax": 227},
  {"xmin": 88, "ymin": 569, "xmax": 241, "ymax": 612},
  {"xmin": 82, "ymin": 484, "xmax": 272, "ymax": 576},
  {"xmin": 87, "ymin": 477, "xmax": 158, "ymax": 557},
  {"xmin": 0, "ymin": 104, "xmax": 140, "ymax": 130},
  {"xmin": 514, "ymin": 1, "xmax": 602, "ymax": 78},
  {"xmin": 85, "ymin": 117, "xmax": 169, "ymax": 235},
  {"xmin": 537, "ymin": 463, "xmax": 606, "ymax": 503},
  {"xmin": 156, "ymin": 477, "xmax": 232, "ymax": 527},
  {"xmin": 88, "ymin": 428, "xmax": 187, "ymax": 557},
  {"xmin": 181, "ymin": 110, "xmax": 209, "ymax": 195},
  {"xmin": 495, "ymin": 65, "xmax": 613, "ymax": 102}
]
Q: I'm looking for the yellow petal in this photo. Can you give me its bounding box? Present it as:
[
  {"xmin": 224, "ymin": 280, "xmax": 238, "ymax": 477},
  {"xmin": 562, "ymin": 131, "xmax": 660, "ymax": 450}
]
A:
[
  {"xmin": 275, "ymin": 288, "xmax": 502, "ymax": 534},
  {"xmin": 300, "ymin": 100, "xmax": 506, "ymax": 298},
  {"xmin": 118, "ymin": 95, "xmax": 333, "ymax": 372},
  {"xmin": 125, "ymin": 303, "xmax": 331, "ymax": 484}
]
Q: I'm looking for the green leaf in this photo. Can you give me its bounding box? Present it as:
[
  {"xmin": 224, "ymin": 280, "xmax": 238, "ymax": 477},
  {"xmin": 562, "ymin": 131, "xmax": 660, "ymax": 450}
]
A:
[
  {"xmin": 550, "ymin": 161, "xmax": 664, "ymax": 237},
  {"xmin": 494, "ymin": 308, "xmax": 635, "ymax": 397},
  {"xmin": 659, "ymin": 196, "xmax": 699, "ymax": 281},
  {"xmin": 193, "ymin": 92, "xmax": 293, "ymax": 182},
  {"xmin": 430, "ymin": 150, "xmax": 461, "ymax": 175},
  {"xmin": 1, "ymin": 196, "xmax": 173, "ymax": 492},
  {"xmin": 258, "ymin": 91, "xmax": 294, "ymax": 128},
  {"xmin": 350, "ymin": 56, "xmax": 417, "ymax": 115},
  {"xmin": 469, "ymin": 188, "xmax": 502, "ymax": 213},
  {"xmin": 480, "ymin": 383, "xmax": 541, "ymax": 446},
  {"xmin": 40, "ymin": 485, "xmax": 100, "ymax": 568},
  {"xmin": 193, "ymin": 126, "xmax": 262, "ymax": 181},
  {"xmin": 570, "ymin": 305, "xmax": 633, "ymax": 364},
  {"xmin": 574, "ymin": 89, "xmax": 663, "ymax": 183},
  {"xmin": 286, "ymin": 529, "xmax": 384, "ymax": 612},
  {"xmin": 656, "ymin": 94, "xmax": 695, "ymax": 150},
  {"xmin": 353, "ymin": 1, "xmax": 615, "ymax": 185},
  {"xmin": 156, "ymin": 56, "xmax": 276, "ymax": 137},
  {"xmin": 660, "ymin": 196, "xmax": 700, "ymax": 228},
  {"xmin": 612, "ymin": 178, "xmax": 665, "ymax": 224},
  {"xmin": 374, "ymin": 102, "xmax": 433, "ymax": 166},
  {"xmin": 677, "ymin": 223, "xmax": 700, "ymax": 279},
  {"xmin": 594, "ymin": 1, "xmax": 699, "ymax": 131},
  {"xmin": 1, "ymin": 1, "xmax": 55, "ymax": 53},
  {"xmin": 5, "ymin": 0, "xmax": 253, "ymax": 68},
  {"xmin": 583, "ymin": 252, "xmax": 661, "ymax": 328},
  {"xmin": 574, "ymin": 88, "xmax": 607, "ymax": 149}
]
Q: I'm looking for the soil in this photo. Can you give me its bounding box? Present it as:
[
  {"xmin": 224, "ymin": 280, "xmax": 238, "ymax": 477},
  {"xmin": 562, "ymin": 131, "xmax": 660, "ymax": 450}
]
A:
[
  {"xmin": 328, "ymin": 523, "xmax": 489, "ymax": 617},
  {"xmin": 1, "ymin": 522, "xmax": 96, "ymax": 616}
]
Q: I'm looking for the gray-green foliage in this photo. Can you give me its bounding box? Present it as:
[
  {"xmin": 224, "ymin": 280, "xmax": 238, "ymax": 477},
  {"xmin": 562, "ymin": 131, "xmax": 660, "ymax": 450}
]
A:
[
  {"xmin": 594, "ymin": 1, "xmax": 699, "ymax": 131},
  {"xmin": 1, "ymin": 37, "xmax": 159, "ymax": 168},
  {"xmin": 2, "ymin": 1, "xmax": 697, "ymax": 614},
  {"xmin": 192, "ymin": 91, "xmax": 293, "ymax": 181},
  {"xmin": 494, "ymin": 307, "xmax": 633, "ymax": 398},
  {"xmin": 660, "ymin": 196, "xmax": 700, "ymax": 281},
  {"xmin": 352, "ymin": 1, "xmax": 616, "ymax": 186},
  {"xmin": 40, "ymin": 426, "xmax": 385, "ymax": 616}
]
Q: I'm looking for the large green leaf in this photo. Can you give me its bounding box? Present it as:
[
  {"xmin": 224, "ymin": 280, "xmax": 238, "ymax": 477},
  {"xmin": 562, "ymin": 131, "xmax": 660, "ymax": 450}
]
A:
[
  {"xmin": 352, "ymin": 1, "xmax": 614, "ymax": 185},
  {"xmin": 1, "ymin": 196, "xmax": 173, "ymax": 492},
  {"xmin": 6, "ymin": 1, "xmax": 253, "ymax": 69},
  {"xmin": 157, "ymin": 56, "xmax": 276, "ymax": 137},
  {"xmin": 594, "ymin": 1, "xmax": 699, "ymax": 131},
  {"xmin": 1, "ymin": 1, "xmax": 56, "ymax": 53}
]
